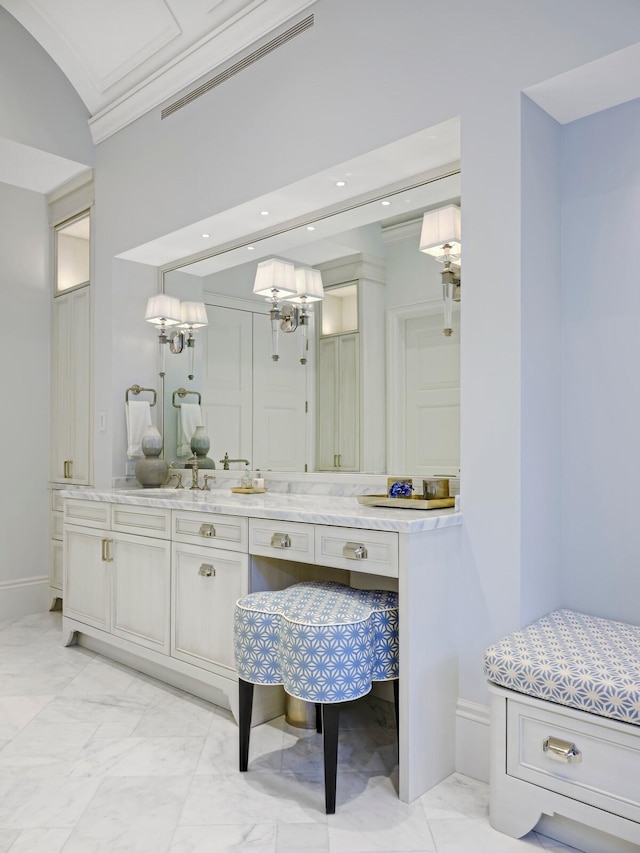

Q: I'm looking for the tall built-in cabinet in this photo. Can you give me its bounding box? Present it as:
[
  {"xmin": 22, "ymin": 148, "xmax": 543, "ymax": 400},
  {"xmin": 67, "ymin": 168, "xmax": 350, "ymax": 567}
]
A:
[
  {"xmin": 315, "ymin": 255, "xmax": 386, "ymax": 473},
  {"xmin": 48, "ymin": 177, "xmax": 94, "ymax": 606}
]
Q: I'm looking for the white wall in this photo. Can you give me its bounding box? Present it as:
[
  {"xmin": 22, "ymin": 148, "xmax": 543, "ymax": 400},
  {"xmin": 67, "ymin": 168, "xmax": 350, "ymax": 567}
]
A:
[
  {"xmin": 561, "ymin": 96, "xmax": 640, "ymax": 623},
  {"xmin": 0, "ymin": 183, "xmax": 50, "ymax": 616},
  {"xmin": 92, "ymin": 0, "xmax": 640, "ymax": 712}
]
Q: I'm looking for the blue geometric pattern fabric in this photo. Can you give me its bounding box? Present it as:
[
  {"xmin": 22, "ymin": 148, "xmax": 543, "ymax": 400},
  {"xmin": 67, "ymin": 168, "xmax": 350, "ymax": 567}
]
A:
[
  {"xmin": 234, "ymin": 581, "xmax": 399, "ymax": 703},
  {"xmin": 483, "ymin": 609, "xmax": 640, "ymax": 726}
]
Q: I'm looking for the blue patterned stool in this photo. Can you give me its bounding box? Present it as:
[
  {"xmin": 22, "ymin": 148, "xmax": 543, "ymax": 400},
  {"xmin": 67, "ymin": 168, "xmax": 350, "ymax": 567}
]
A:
[{"xmin": 233, "ymin": 581, "xmax": 399, "ymax": 813}]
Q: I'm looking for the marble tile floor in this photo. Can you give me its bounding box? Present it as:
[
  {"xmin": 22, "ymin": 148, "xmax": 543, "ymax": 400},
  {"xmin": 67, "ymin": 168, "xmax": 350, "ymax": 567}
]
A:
[{"xmin": 0, "ymin": 611, "xmax": 585, "ymax": 853}]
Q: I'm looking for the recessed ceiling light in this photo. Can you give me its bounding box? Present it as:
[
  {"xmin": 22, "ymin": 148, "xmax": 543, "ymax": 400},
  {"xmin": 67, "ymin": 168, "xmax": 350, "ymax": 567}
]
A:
[
  {"xmin": 381, "ymin": 200, "xmax": 391, "ymax": 206},
  {"xmin": 306, "ymin": 225, "xmax": 316, "ymax": 231},
  {"xmin": 201, "ymin": 233, "xmax": 210, "ymax": 238},
  {"xmin": 260, "ymin": 210, "xmax": 269, "ymax": 216},
  {"xmin": 335, "ymin": 180, "xmax": 346, "ymax": 187},
  {"xmin": 247, "ymin": 245, "xmax": 255, "ymax": 251}
]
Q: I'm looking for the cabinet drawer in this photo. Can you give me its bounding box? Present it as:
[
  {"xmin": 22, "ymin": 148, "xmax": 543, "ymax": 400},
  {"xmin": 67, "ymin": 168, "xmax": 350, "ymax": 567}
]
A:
[
  {"xmin": 111, "ymin": 504, "xmax": 171, "ymax": 539},
  {"xmin": 507, "ymin": 697, "xmax": 640, "ymax": 821},
  {"xmin": 249, "ymin": 518, "xmax": 314, "ymax": 564},
  {"xmin": 173, "ymin": 511, "xmax": 247, "ymax": 553},
  {"xmin": 314, "ymin": 525, "xmax": 398, "ymax": 577},
  {"xmin": 51, "ymin": 511, "xmax": 64, "ymax": 541},
  {"xmin": 51, "ymin": 489, "xmax": 67, "ymax": 513},
  {"xmin": 64, "ymin": 499, "xmax": 110, "ymax": 530}
]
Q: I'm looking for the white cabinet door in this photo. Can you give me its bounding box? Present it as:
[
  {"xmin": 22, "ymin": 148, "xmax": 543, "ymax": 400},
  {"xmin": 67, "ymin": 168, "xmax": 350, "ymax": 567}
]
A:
[
  {"xmin": 111, "ymin": 532, "xmax": 171, "ymax": 654},
  {"xmin": 252, "ymin": 312, "xmax": 308, "ymax": 471},
  {"xmin": 316, "ymin": 333, "xmax": 359, "ymax": 471},
  {"xmin": 51, "ymin": 286, "xmax": 91, "ymax": 484},
  {"xmin": 404, "ymin": 313, "xmax": 460, "ymax": 474},
  {"xmin": 201, "ymin": 304, "xmax": 253, "ymax": 467},
  {"xmin": 50, "ymin": 538, "xmax": 64, "ymax": 591},
  {"xmin": 64, "ymin": 524, "xmax": 110, "ymax": 630},
  {"xmin": 171, "ymin": 541, "xmax": 248, "ymax": 675}
]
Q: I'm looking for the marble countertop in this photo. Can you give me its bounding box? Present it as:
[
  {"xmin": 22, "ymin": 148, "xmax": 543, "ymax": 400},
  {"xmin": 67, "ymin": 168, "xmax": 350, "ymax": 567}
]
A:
[{"xmin": 62, "ymin": 487, "xmax": 462, "ymax": 534}]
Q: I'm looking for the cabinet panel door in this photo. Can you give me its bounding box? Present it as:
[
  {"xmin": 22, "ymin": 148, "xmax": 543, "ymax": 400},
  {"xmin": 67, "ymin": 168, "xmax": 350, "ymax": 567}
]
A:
[
  {"xmin": 316, "ymin": 337, "xmax": 338, "ymax": 470},
  {"xmin": 64, "ymin": 525, "xmax": 109, "ymax": 630},
  {"xmin": 51, "ymin": 287, "xmax": 91, "ymax": 485},
  {"xmin": 50, "ymin": 538, "xmax": 64, "ymax": 591},
  {"xmin": 111, "ymin": 533, "xmax": 170, "ymax": 653},
  {"xmin": 336, "ymin": 334, "xmax": 360, "ymax": 471},
  {"xmin": 200, "ymin": 305, "xmax": 253, "ymax": 467},
  {"xmin": 172, "ymin": 542, "xmax": 248, "ymax": 674},
  {"xmin": 252, "ymin": 313, "xmax": 308, "ymax": 471}
]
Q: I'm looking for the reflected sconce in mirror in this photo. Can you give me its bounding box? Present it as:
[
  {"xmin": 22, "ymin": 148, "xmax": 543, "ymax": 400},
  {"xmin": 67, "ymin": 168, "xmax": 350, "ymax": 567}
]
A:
[
  {"xmin": 419, "ymin": 204, "xmax": 461, "ymax": 337},
  {"xmin": 252, "ymin": 259, "xmax": 324, "ymax": 363},
  {"xmin": 289, "ymin": 266, "xmax": 324, "ymax": 364},
  {"xmin": 145, "ymin": 295, "xmax": 208, "ymax": 379}
]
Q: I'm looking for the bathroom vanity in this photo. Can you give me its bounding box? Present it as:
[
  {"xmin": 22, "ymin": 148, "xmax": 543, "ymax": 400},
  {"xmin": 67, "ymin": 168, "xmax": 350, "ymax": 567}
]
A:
[{"xmin": 61, "ymin": 487, "xmax": 461, "ymax": 803}]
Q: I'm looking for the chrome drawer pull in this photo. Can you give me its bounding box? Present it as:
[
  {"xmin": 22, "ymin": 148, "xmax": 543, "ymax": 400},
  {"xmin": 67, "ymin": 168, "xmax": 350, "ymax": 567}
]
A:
[
  {"xmin": 199, "ymin": 523, "xmax": 216, "ymax": 538},
  {"xmin": 343, "ymin": 542, "xmax": 368, "ymax": 560},
  {"xmin": 198, "ymin": 563, "xmax": 215, "ymax": 578},
  {"xmin": 270, "ymin": 532, "xmax": 291, "ymax": 548},
  {"xmin": 543, "ymin": 736, "xmax": 582, "ymax": 764}
]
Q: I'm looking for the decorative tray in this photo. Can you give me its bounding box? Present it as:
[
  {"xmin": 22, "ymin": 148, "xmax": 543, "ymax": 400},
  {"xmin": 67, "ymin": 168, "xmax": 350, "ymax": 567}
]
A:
[
  {"xmin": 231, "ymin": 487, "xmax": 266, "ymax": 494},
  {"xmin": 357, "ymin": 495, "xmax": 455, "ymax": 510}
]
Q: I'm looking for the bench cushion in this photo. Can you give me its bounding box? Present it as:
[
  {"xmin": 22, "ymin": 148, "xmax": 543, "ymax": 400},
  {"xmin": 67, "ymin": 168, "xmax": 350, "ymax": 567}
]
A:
[
  {"xmin": 234, "ymin": 581, "xmax": 399, "ymax": 703},
  {"xmin": 483, "ymin": 609, "xmax": 640, "ymax": 725}
]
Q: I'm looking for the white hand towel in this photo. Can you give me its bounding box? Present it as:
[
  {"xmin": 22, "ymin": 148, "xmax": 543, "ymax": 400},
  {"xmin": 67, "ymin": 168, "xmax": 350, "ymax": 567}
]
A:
[
  {"xmin": 177, "ymin": 403, "xmax": 203, "ymax": 457},
  {"xmin": 126, "ymin": 401, "xmax": 152, "ymax": 458}
]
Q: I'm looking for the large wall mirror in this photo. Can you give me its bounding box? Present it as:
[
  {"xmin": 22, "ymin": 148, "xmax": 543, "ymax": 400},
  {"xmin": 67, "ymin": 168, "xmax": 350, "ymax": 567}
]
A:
[{"xmin": 158, "ymin": 122, "xmax": 461, "ymax": 477}]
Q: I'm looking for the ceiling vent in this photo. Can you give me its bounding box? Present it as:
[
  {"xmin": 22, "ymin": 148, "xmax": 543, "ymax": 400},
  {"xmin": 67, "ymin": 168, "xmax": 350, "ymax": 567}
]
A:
[{"xmin": 161, "ymin": 13, "xmax": 314, "ymax": 119}]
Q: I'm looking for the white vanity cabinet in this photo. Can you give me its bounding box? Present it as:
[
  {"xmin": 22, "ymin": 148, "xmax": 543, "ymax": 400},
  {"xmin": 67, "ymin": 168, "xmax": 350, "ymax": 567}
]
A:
[{"xmin": 64, "ymin": 523, "xmax": 111, "ymax": 631}]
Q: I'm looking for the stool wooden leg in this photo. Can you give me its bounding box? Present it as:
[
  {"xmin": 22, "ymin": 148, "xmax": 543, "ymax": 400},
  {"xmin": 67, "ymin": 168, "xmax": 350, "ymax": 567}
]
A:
[
  {"xmin": 239, "ymin": 678, "xmax": 254, "ymax": 772},
  {"xmin": 393, "ymin": 678, "xmax": 399, "ymax": 748},
  {"xmin": 322, "ymin": 704, "xmax": 340, "ymax": 814},
  {"xmin": 315, "ymin": 703, "xmax": 322, "ymax": 734}
]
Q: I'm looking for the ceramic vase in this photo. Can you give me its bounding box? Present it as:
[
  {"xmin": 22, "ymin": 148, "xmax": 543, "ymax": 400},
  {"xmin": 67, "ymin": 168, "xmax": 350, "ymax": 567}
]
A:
[
  {"xmin": 135, "ymin": 425, "xmax": 169, "ymax": 488},
  {"xmin": 186, "ymin": 425, "xmax": 215, "ymax": 469}
]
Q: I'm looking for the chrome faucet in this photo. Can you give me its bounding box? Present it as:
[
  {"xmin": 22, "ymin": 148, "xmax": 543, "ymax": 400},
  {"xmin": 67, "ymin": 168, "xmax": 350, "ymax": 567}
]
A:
[
  {"xmin": 219, "ymin": 452, "xmax": 250, "ymax": 470},
  {"xmin": 188, "ymin": 455, "xmax": 201, "ymax": 489}
]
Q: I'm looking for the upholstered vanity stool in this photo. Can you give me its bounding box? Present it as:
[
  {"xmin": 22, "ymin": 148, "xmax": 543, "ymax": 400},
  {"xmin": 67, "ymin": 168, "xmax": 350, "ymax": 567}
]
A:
[{"xmin": 233, "ymin": 581, "xmax": 399, "ymax": 813}]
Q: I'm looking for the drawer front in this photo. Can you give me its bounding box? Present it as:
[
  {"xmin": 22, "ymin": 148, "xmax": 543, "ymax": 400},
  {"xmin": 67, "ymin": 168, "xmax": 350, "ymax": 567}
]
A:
[
  {"xmin": 173, "ymin": 511, "xmax": 247, "ymax": 553},
  {"xmin": 314, "ymin": 525, "xmax": 398, "ymax": 577},
  {"xmin": 111, "ymin": 504, "xmax": 171, "ymax": 539},
  {"xmin": 249, "ymin": 518, "xmax": 314, "ymax": 564},
  {"xmin": 51, "ymin": 511, "xmax": 64, "ymax": 541},
  {"xmin": 507, "ymin": 697, "xmax": 640, "ymax": 821},
  {"xmin": 64, "ymin": 499, "xmax": 110, "ymax": 530},
  {"xmin": 51, "ymin": 489, "xmax": 67, "ymax": 513}
]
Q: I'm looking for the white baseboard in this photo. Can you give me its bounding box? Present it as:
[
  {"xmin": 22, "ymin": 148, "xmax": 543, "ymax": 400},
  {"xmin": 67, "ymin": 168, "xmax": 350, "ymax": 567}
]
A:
[
  {"xmin": 455, "ymin": 698, "xmax": 490, "ymax": 782},
  {"xmin": 0, "ymin": 575, "xmax": 49, "ymax": 621}
]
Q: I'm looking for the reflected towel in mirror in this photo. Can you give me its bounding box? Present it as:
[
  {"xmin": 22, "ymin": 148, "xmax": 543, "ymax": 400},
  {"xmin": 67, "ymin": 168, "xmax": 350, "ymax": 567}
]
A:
[
  {"xmin": 177, "ymin": 402, "xmax": 203, "ymax": 457},
  {"xmin": 126, "ymin": 401, "xmax": 152, "ymax": 458}
]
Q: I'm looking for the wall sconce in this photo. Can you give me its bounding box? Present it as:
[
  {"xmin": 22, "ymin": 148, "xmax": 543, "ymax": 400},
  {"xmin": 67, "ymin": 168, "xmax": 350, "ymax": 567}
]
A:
[
  {"xmin": 419, "ymin": 204, "xmax": 461, "ymax": 337},
  {"xmin": 289, "ymin": 266, "xmax": 324, "ymax": 364},
  {"xmin": 252, "ymin": 258, "xmax": 297, "ymax": 362},
  {"xmin": 145, "ymin": 294, "xmax": 208, "ymax": 379}
]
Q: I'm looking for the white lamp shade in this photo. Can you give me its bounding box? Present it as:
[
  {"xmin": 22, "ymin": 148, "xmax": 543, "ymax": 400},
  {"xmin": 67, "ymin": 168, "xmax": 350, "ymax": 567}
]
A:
[
  {"xmin": 145, "ymin": 294, "xmax": 182, "ymax": 325},
  {"xmin": 419, "ymin": 205, "xmax": 461, "ymax": 257},
  {"xmin": 290, "ymin": 267, "xmax": 324, "ymax": 303},
  {"xmin": 252, "ymin": 258, "xmax": 297, "ymax": 298},
  {"xmin": 178, "ymin": 301, "xmax": 208, "ymax": 328}
]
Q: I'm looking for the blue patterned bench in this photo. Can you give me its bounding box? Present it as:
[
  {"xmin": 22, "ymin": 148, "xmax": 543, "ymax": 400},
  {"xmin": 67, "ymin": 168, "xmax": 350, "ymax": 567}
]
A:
[
  {"xmin": 484, "ymin": 609, "xmax": 640, "ymax": 847},
  {"xmin": 233, "ymin": 581, "xmax": 399, "ymax": 813}
]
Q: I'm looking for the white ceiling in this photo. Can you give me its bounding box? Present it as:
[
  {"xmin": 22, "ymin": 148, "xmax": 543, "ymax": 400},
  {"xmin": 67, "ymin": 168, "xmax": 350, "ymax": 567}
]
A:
[{"xmin": 0, "ymin": 0, "xmax": 315, "ymax": 144}]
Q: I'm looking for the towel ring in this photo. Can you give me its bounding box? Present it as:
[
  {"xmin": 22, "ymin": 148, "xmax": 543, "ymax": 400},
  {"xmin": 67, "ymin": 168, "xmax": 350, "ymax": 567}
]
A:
[
  {"xmin": 126, "ymin": 384, "xmax": 157, "ymax": 406},
  {"xmin": 172, "ymin": 387, "xmax": 202, "ymax": 408}
]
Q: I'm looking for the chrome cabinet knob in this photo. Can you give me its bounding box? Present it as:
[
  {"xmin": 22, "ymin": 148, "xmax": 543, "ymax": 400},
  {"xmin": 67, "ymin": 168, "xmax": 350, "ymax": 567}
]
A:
[
  {"xmin": 343, "ymin": 542, "xmax": 367, "ymax": 560},
  {"xmin": 198, "ymin": 563, "xmax": 215, "ymax": 577},
  {"xmin": 199, "ymin": 523, "xmax": 215, "ymax": 538},
  {"xmin": 270, "ymin": 532, "xmax": 291, "ymax": 548}
]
